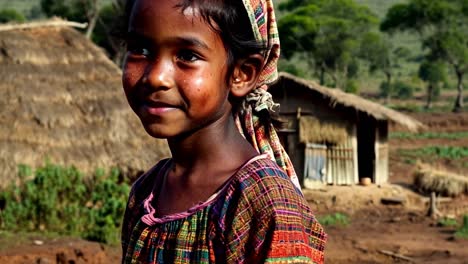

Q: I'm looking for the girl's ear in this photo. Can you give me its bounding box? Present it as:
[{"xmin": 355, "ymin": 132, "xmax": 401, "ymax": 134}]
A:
[{"xmin": 230, "ymin": 54, "xmax": 265, "ymax": 98}]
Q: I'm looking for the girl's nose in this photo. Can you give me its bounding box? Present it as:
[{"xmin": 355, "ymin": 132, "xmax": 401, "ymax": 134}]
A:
[{"xmin": 142, "ymin": 58, "xmax": 174, "ymax": 90}]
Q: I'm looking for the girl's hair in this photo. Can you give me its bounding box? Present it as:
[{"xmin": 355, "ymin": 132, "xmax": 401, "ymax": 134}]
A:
[{"xmin": 121, "ymin": 0, "xmax": 267, "ymax": 83}]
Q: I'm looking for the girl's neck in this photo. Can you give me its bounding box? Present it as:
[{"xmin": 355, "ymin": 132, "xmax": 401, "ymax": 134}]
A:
[{"xmin": 167, "ymin": 113, "xmax": 257, "ymax": 178}]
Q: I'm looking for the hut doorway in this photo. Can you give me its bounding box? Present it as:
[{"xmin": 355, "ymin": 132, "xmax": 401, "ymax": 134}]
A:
[{"xmin": 357, "ymin": 120, "xmax": 376, "ymax": 182}]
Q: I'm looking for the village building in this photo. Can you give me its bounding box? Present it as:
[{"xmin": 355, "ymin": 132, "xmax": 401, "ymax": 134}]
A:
[
  {"xmin": 269, "ymin": 72, "xmax": 424, "ymax": 187},
  {"xmin": 0, "ymin": 20, "xmax": 170, "ymax": 187}
]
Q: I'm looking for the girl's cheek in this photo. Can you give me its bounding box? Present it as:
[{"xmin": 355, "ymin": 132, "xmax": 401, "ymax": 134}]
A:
[{"xmin": 122, "ymin": 63, "xmax": 143, "ymax": 90}]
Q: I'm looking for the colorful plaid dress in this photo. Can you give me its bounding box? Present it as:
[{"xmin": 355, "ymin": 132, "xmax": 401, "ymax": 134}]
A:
[{"xmin": 121, "ymin": 155, "xmax": 326, "ymax": 263}]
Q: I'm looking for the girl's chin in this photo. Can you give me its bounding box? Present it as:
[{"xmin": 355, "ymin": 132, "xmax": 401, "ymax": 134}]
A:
[{"xmin": 142, "ymin": 126, "xmax": 173, "ymax": 139}]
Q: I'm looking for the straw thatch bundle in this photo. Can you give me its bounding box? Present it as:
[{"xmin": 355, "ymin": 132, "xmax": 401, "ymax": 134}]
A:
[
  {"xmin": 299, "ymin": 116, "xmax": 349, "ymax": 144},
  {"xmin": 414, "ymin": 163, "xmax": 468, "ymax": 197},
  {"xmin": 0, "ymin": 21, "xmax": 170, "ymax": 187}
]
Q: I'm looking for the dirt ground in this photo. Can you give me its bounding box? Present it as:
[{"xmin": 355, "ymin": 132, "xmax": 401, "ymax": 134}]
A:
[{"xmin": 1, "ymin": 112, "xmax": 467, "ymax": 263}]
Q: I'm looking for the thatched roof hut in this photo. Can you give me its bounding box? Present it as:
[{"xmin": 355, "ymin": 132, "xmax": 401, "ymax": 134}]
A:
[
  {"xmin": 0, "ymin": 20, "xmax": 169, "ymax": 187},
  {"xmin": 269, "ymin": 72, "xmax": 424, "ymax": 187},
  {"xmin": 275, "ymin": 72, "xmax": 424, "ymax": 132}
]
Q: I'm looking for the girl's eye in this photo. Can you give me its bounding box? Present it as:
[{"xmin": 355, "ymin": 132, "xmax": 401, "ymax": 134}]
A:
[
  {"xmin": 128, "ymin": 46, "xmax": 151, "ymax": 57},
  {"xmin": 177, "ymin": 50, "xmax": 199, "ymax": 62}
]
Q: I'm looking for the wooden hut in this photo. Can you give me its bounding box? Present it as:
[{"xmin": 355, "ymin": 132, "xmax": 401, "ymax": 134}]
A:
[
  {"xmin": 269, "ymin": 72, "xmax": 424, "ymax": 187},
  {"xmin": 0, "ymin": 20, "xmax": 170, "ymax": 187}
]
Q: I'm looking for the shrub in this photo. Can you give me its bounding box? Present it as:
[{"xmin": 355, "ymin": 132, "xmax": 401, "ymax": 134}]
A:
[
  {"xmin": 455, "ymin": 215, "xmax": 468, "ymax": 239},
  {"xmin": 318, "ymin": 213, "xmax": 349, "ymax": 227},
  {"xmin": 0, "ymin": 9, "xmax": 26, "ymax": 23},
  {"xmin": 379, "ymin": 80, "xmax": 416, "ymax": 100},
  {"xmin": 437, "ymin": 217, "xmax": 458, "ymax": 227},
  {"xmin": 0, "ymin": 163, "xmax": 130, "ymax": 244},
  {"xmin": 345, "ymin": 79, "xmax": 359, "ymax": 94},
  {"xmin": 393, "ymin": 80, "xmax": 415, "ymax": 99}
]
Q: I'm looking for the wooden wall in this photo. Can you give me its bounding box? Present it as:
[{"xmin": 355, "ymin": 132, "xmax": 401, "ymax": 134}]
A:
[{"xmin": 374, "ymin": 120, "xmax": 389, "ymax": 184}]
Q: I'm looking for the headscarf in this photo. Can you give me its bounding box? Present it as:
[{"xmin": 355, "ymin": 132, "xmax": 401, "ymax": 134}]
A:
[{"xmin": 235, "ymin": 0, "xmax": 301, "ymax": 190}]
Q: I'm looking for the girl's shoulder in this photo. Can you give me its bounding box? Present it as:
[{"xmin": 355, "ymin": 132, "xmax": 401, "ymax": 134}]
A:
[
  {"xmin": 232, "ymin": 155, "xmax": 300, "ymax": 193},
  {"xmin": 225, "ymin": 155, "xmax": 305, "ymax": 208}
]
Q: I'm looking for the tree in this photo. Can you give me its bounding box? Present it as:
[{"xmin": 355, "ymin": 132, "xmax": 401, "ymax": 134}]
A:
[
  {"xmin": 93, "ymin": 2, "xmax": 126, "ymax": 65},
  {"xmin": 278, "ymin": 0, "xmax": 378, "ymax": 89},
  {"xmin": 381, "ymin": 0, "xmax": 468, "ymax": 112},
  {"xmin": 424, "ymin": 29, "xmax": 467, "ymax": 112},
  {"xmin": 359, "ymin": 32, "xmax": 411, "ymax": 103},
  {"xmin": 40, "ymin": 0, "xmax": 101, "ymax": 39},
  {"xmin": 418, "ymin": 60, "xmax": 447, "ymax": 109}
]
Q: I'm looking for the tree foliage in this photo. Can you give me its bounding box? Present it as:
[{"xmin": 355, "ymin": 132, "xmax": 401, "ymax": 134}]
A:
[
  {"xmin": 0, "ymin": 9, "xmax": 26, "ymax": 23},
  {"xmin": 40, "ymin": 0, "xmax": 101, "ymax": 38},
  {"xmin": 419, "ymin": 60, "xmax": 447, "ymax": 109},
  {"xmin": 39, "ymin": 0, "xmax": 125, "ymax": 62},
  {"xmin": 359, "ymin": 32, "xmax": 412, "ymax": 103},
  {"xmin": 278, "ymin": 0, "xmax": 378, "ymax": 89},
  {"xmin": 381, "ymin": 0, "xmax": 468, "ymax": 112}
]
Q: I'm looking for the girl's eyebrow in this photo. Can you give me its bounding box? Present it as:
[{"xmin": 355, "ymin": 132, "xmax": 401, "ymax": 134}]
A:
[
  {"xmin": 125, "ymin": 30, "xmax": 211, "ymax": 51},
  {"xmin": 175, "ymin": 37, "xmax": 211, "ymax": 51}
]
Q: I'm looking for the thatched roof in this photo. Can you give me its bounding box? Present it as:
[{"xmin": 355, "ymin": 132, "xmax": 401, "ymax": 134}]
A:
[
  {"xmin": 0, "ymin": 20, "xmax": 169, "ymax": 187},
  {"xmin": 274, "ymin": 72, "xmax": 424, "ymax": 132}
]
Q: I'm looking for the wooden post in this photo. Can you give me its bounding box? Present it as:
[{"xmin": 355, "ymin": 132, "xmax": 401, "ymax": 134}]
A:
[{"xmin": 427, "ymin": 192, "xmax": 440, "ymax": 219}]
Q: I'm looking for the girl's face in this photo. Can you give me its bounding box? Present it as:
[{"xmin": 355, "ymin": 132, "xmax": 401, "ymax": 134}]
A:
[{"xmin": 122, "ymin": 0, "xmax": 232, "ymax": 139}]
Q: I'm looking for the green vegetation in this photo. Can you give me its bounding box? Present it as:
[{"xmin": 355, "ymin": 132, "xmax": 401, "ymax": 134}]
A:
[
  {"xmin": 0, "ymin": 162, "xmax": 130, "ymax": 245},
  {"xmin": 354, "ymin": 0, "xmax": 406, "ymax": 18},
  {"xmin": 0, "ymin": 8, "xmax": 26, "ymax": 22},
  {"xmin": 381, "ymin": 0, "xmax": 468, "ymax": 112},
  {"xmin": 438, "ymin": 217, "xmax": 458, "ymax": 227},
  {"xmin": 318, "ymin": 213, "xmax": 350, "ymax": 227},
  {"xmin": 278, "ymin": 0, "xmax": 378, "ymax": 90},
  {"xmin": 399, "ymin": 146, "xmax": 468, "ymax": 160},
  {"xmin": 390, "ymin": 131, "xmax": 468, "ymax": 140},
  {"xmin": 455, "ymin": 215, "xmax": 468, "ymax": 239}
]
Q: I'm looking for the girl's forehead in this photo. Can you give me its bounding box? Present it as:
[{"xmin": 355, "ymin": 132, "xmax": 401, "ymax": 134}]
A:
[
  {"xmin": 129, "ymin": 0, "xmax": 206, "ymax": 29},
  {"xmin": 128, "ymin": 0, "xmax": 224, "ymax": 50}
]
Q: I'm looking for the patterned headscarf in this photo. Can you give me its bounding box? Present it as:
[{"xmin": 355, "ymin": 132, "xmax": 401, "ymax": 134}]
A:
[{"xmin": 235, "ymin": 0, "xmax": 301, "ymax": 190}]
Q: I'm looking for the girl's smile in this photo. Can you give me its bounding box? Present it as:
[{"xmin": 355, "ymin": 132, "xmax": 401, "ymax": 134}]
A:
[{"xmin": 122, "ymin": 0, "xmax": 231, "ymax": 139}]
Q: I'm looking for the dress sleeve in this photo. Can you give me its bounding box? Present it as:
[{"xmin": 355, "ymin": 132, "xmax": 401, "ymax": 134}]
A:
[{"xmin": 224, "ymin": 175, "xmax": 326, "ymax": 264}]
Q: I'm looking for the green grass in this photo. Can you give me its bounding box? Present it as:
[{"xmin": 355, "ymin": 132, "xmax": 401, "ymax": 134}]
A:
[
  {"xmin": 390, "ymin": 131, "xmax": 468, "ymax": 140},
  {"xmin": 455, "ymin": 215, "xmax": 468, "ymax": 239},
  {"xmin": 318, "ymin": 213, "xmax": 350, "ymax": 227},
  {"xmin": 438, "ymin": 217, "xmax": 458, "ymax": 227},
  {"xmin": 399, "ymin": 146, "xmax": 468, "ymax": 160}
]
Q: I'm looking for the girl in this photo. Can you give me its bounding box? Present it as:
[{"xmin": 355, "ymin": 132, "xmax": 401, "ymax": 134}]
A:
[{"xmin": 120, "ymin": 0, "xmax": 326, "ymax": 263}]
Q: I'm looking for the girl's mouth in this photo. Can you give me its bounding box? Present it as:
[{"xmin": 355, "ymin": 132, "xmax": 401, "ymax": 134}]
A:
[{"xmin": 142, "ymin": 100, "xmax": 179, "ymax": 115}]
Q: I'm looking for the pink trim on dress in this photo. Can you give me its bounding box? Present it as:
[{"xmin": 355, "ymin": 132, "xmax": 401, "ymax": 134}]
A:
[{"xmin": 141, "ymin": 154, "xmax": 268, "ymax": 225}]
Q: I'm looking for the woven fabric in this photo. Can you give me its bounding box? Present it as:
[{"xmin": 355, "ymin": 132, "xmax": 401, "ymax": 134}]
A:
[
  {"xmin": 242, "ymin": 0, "xmax": 280, "ymax": 85},
  {"xmin": 236, "ymin": 0, "xmax": 301, "ymax": 189},
  {"xmin": 122, "ymin": 157, "xmax": 326, "ymax": 263}
]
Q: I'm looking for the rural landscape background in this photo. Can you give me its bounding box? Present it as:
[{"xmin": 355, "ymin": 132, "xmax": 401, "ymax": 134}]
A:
[{"xmin": 0, "ymin": 0, "xmax": 467, "ymax": 263}]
